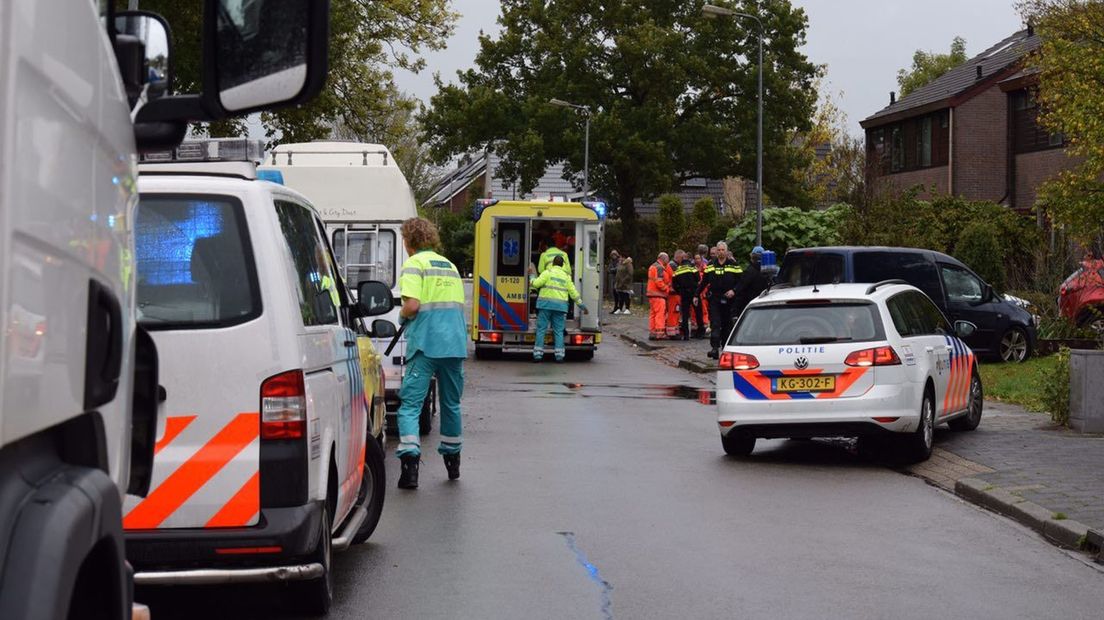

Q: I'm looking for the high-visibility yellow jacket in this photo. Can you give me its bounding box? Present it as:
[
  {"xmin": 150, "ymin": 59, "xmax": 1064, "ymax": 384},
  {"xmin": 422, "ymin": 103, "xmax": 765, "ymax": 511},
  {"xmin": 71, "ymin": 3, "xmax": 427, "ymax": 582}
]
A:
[
  {"xmin": 399, "ymin": 249, "xmax": 467, "ymax": 358},
  {"xmin": 538, "ymin": 247, "xmax": 571, "ymax": 276},
  {"xmin": 531, "ymin": 264, "xmax": 581, "ymax": 313}
]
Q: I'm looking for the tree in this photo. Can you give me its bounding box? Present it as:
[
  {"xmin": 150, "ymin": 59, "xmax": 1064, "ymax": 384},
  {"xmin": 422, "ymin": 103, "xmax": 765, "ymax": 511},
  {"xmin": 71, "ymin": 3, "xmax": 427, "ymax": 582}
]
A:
[
  {"xmin": 1019, "ymin": 0, "xmax": 1104, "ymax": 245},
  {"xmin": 657, "ymin": 194, "xmax": 687, "ymax": 253},
  {"xmin": 131, "ymin": 0, "xmax": 457, "ymax": 143},
  {"xmin": 896, "ymin": 36, "xmax": 968, "ymax": 98},
  {"xmin": 796, "ymin": 87, "xmax": 866, "ymax": 206},
  {"xmin": 421, "ymin": 0, "xmax": 820, "ymax": 254},
  {"xmin": 691, "ymin": 196, "xmax": 719, "ymax": 230}
]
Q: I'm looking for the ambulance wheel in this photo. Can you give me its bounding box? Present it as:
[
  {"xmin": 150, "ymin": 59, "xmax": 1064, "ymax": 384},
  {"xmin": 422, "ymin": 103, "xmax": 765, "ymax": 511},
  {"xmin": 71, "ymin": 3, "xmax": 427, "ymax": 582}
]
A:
[
  {"xmin": 291, "ymin": 505, "xmax": 333, "ymax": 615},
  {"xmin": 721, "ymin": 430, "xmax": 755, "ymax": 457},
  {"xmin": 568, "ymin": 349, "xmax": 594, "ymax": 361},
  {"xmin": 353, "ymin": 431, "xmax": 387, "ymax": 544},
  {"xmin": 475, "ymin": 346, "xmax": 498, "ymax": 360}
]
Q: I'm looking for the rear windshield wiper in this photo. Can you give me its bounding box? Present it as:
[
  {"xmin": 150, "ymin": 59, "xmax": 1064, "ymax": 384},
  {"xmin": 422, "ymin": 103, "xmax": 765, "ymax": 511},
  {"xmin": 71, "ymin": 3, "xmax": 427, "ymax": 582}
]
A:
[{"xmin": 799, "ymin": 336, "xmax": 852, "ymax": 344}]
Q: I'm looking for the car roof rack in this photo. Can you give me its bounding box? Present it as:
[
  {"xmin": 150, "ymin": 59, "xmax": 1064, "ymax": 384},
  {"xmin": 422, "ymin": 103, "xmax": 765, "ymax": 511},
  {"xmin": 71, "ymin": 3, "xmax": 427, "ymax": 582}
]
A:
[{"xmin": 865, "ymin": 279, "xmax": 910, "ymax": 295}]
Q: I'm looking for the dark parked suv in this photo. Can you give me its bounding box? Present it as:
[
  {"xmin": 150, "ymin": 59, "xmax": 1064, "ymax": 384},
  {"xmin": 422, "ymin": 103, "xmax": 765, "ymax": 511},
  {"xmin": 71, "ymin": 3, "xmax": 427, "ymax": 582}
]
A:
[{"xmin": 778, "ymin": 247, "xmax": 1037, "ymax": 362}]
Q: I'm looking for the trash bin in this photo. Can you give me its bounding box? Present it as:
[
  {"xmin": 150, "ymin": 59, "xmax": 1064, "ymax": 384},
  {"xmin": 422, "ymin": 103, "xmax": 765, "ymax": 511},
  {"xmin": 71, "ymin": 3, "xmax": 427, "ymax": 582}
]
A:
[{"xmin": 1069, "ymin": 348, "xmax": 1104, "ymax": 433}]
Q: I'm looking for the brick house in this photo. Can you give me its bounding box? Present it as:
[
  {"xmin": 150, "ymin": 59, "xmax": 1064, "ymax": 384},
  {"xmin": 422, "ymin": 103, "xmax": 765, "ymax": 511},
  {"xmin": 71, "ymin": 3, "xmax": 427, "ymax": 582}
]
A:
[{"xmin": 861, "ymin": 28, "xmax": 1072, "ymax": 213}]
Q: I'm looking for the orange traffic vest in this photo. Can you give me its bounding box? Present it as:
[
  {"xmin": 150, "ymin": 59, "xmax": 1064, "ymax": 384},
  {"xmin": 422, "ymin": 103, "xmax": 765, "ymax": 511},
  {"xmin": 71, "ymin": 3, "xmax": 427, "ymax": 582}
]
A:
[{"xmin": 647, "ymin": 261, "xmax": 671, "ymax": 297}]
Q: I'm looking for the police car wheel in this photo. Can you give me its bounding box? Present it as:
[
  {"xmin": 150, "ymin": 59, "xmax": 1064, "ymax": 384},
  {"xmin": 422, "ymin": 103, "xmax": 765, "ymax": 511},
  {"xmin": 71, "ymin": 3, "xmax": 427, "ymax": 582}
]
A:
[
  {"xmin": 291, "ymin": 506, "xmax": 333, "ymax": 615},
  {"xmin": 353, "ymin": 432, "xmax": 387, "ymax": 544},
  {"xmin": 948, "ymin": 372, "xmax": 983, "ymax": 432},
  {"xmin": 898, "ymin": 390, "xmax": 935, "ymax": 463},
  {"xmin": 721, "ymin": 430, "xmax": 755, "ymax": 457}
]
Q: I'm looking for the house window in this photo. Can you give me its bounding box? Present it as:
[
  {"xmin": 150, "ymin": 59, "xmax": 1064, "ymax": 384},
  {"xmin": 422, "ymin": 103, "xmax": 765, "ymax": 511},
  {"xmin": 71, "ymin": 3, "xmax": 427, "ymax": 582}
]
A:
[
  {"xmin": 872, "ymin": 110, "xmax": 947, "ymax": 175},
  {"xmin": 1012, "ymin": 89, "xmax": 1064, "ymax": 153}
]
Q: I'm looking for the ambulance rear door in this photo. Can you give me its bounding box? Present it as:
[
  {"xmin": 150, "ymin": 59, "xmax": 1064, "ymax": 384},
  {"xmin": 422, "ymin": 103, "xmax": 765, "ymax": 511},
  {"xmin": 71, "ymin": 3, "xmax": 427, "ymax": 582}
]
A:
[
  {"xmin": 578, "ymin": 221, "xmax": 602, "ymax": 331},
  {"xmin": 487, "ymin": 219, "xmax": 530, "ymax": 332}
]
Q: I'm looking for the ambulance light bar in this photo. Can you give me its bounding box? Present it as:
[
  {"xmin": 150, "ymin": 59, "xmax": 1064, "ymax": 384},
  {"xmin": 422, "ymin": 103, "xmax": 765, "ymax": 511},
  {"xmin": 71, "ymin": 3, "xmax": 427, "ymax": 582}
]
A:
[
  {"xmin": 473, "ymin": 199, "xmax": 499, "ymax": 222},
  {"xmin": 140, "ymin": 138, "xmax": 267, "ymax": 165},
  {"xmin": 582, "ymin": 201, "xmax": 607, "ymax": 219}
]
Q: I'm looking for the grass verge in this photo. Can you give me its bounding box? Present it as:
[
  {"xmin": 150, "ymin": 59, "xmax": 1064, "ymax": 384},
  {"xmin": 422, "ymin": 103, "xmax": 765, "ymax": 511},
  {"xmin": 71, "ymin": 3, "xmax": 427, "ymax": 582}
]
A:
[{"xmin": 978, "ymin": 355, "xmax": 1061, "ymax": 412}]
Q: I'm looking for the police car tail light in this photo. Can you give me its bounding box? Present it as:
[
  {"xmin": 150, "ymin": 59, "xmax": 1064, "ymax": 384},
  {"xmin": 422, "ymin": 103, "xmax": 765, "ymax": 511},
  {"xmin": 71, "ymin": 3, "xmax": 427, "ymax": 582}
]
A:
[
  {"xmin": 845, "ymin": 346, "xmax": 901, "ymax": 367},
  {"xmin": 261, "ymin": 370, "xmax": 307, "ymax": 440},
  {"xmin": 719, "ymin": 352, "xmax": 759, "ymax": 370}
]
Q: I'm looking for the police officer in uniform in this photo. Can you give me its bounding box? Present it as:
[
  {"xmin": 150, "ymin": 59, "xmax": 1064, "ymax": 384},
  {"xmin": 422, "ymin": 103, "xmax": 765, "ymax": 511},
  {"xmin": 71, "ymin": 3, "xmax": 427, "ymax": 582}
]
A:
[
  {"xmin": 395, "ymin": 217, "xmax": 468, "ymax": 489},
  {"xmin": 530, "ymin": 255, "xmax": 586, "ymax": 362},
  {"xmin": 698, "ymin": 241, "xmax": 744, "ymax": 359},
  {"xmin": 672, "ymin": 251, "xmax": 702, "ymax": 340}
]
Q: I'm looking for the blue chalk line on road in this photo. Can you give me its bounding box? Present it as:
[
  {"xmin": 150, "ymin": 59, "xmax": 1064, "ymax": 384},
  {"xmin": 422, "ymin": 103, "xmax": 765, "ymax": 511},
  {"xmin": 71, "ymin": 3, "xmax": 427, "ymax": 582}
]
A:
[{"xmin": 557, "ymin": 531, "xmax": 614, "ymax": 619}]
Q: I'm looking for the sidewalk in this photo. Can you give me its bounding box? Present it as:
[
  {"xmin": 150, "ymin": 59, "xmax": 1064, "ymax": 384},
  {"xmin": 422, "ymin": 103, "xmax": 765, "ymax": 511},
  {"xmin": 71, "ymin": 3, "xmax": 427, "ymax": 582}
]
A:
[{"xmin": 602, "ymin": 306, "xmax": 1104, "ymax": 561}]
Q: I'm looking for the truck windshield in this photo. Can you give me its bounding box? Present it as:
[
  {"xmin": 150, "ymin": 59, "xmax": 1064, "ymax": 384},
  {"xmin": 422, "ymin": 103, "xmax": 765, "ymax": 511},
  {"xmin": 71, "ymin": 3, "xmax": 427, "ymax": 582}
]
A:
[
  {"xmin": 135, "ymin": 195, "xmax": 260, "ymax": 329},
  {"xmin": 731, "ymin": 302, "xmax": 884, "ymax": 346},
  {"xmin": 332, "ymin": 229, "xmax": 396, "ymax": 289}
]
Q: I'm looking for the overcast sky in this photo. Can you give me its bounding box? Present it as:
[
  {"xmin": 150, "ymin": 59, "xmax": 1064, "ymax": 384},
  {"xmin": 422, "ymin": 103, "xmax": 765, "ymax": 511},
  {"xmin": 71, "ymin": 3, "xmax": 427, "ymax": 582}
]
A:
[{"xmin": 393, "ymin": 0, "xmax": 1024, "ymax": 136}]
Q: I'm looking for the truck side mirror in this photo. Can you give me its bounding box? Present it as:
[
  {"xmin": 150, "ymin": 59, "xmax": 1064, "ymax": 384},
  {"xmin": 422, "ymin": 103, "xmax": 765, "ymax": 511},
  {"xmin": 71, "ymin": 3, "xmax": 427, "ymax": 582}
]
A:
[
  {"xmin": 208, "ymin": 0, "xmax": 329, "ymax": 115},
  {"xmin": 115, "ymin": 11, "xmax": 172, "ymax": 102}
]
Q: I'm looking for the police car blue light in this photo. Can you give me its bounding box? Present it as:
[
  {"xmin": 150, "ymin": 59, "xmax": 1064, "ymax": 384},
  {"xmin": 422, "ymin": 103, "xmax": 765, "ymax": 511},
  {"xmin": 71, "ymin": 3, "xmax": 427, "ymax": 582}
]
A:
[{"xmin": 256, "ymin": 169, "xmax": 284, "ymax": 185}]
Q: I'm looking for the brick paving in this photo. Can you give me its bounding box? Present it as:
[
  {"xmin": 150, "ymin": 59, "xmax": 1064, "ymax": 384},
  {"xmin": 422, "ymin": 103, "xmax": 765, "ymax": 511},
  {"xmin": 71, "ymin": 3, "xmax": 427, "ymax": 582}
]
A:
[{"xmin": 601, "ymin": 306, "xmax": 1104, "ymax": 542}]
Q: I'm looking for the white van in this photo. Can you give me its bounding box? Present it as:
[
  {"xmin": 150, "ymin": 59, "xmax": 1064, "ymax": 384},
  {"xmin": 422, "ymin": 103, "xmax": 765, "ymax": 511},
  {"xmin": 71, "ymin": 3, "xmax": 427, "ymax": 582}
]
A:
[
  {"xmin": 260, "ymin": 142, "xmax": 436, "ymax": 435},
  {"xmin": 125, "ymin": 140, "xmax": 394, "ymax": 615}
]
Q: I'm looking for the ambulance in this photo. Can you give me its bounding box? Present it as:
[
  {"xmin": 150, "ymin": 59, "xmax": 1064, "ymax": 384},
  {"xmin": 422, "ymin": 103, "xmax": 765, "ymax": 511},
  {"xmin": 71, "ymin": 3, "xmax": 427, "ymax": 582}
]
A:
[
  {"xmin": 260, "ymin": 143, "xmax": 436, "ymax": 435},
  {"xmin": 472, "ymin": 199, "xmax": 605, "ymax": 359},
  {"xmin": 126, "ymin": 139, "xmax": 394, "ymax": 615}
]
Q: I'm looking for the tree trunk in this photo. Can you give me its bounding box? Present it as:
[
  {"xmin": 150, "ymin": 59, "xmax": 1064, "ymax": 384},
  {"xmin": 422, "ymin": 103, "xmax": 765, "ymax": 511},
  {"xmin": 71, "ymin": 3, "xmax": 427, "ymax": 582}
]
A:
[{"xmin": 616, "ymin": 181, "xmax": 640, "ymax": 258}]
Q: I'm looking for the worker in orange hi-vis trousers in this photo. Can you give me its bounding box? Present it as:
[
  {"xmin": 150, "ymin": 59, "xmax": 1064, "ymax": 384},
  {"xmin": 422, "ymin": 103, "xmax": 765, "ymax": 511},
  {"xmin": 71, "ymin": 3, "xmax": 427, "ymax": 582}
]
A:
[
  {"xmin": 695, "ymin": 246, "xmax": 711, "ymax": 337},
  {"xmin": 665, "ymin": 250, "xmax": 683, "ymax": 338},
  {"xmin": 646, "ymin": 252, "xmax": 672, "ymax": 340}
]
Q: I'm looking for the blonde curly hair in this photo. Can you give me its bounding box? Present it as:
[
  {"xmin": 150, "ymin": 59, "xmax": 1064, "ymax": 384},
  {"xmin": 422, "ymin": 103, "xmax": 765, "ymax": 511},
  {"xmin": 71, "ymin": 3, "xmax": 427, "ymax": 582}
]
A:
[{"xmin": 400, "ymin": 217, "xmax": 440, "ymax": 251}]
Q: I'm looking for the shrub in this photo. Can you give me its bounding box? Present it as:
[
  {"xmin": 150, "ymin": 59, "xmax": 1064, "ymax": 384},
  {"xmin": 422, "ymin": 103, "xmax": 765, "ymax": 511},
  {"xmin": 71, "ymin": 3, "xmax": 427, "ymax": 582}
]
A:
[
  {"xmin": 727, "ymin": 203, "xmax": 852, "ymax": 259},
  {"xmin": 956, "ymin": 222, "xmax": 1007, "ymax": 291},
  {"xmin": 691, "ymin": 196, "xmax": 718, "ymax": 230},
  {"xmin": 656, "ymin": 194, "xmax": 686, "ymax": 254},
  {"xmin": 1041, "ymin": 347, "xmax": 1071, "ymax": 426}
]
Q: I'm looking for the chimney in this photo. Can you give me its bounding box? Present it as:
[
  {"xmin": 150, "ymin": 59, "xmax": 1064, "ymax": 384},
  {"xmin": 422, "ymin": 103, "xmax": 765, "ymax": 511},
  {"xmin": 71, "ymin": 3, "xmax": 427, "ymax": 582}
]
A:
[
  {"xmin": 1027, "ymin": 22, "xmax": 1035, "ymax": 37},
  {"xmin": 976, "ymin": 65, "xmax": 983, "ymax": 80},
  {"xmin": 890, "ymin": 91, "xmax": 896, "ymax": 105}
]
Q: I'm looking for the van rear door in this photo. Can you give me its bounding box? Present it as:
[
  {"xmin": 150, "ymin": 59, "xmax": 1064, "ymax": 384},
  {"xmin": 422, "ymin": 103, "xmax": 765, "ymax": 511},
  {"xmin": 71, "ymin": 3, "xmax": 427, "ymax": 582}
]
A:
[
  {"xmin": 125, "ymin": 193, "xmax": 264, "ymax": 530},
  {"xmin": 578, "ymin": 221, "xmax": 602, "ymax": 330}
]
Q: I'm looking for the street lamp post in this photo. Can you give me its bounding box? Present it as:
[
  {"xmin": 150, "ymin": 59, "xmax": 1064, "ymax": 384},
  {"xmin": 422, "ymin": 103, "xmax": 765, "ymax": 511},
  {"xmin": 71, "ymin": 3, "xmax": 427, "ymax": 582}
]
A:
[
  {"xmin": 702, "ymin": 4, "xmax": 764, "ymax": 248},
  {"xmin": 548, "ymin": 98, "xmax": 592, "ymax": 200}
]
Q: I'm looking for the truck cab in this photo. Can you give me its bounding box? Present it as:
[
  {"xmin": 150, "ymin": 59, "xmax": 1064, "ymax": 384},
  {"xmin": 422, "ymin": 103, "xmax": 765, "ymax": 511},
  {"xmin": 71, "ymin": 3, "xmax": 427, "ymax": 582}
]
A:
[{"xmin": 471, "ymin": 199, "xmax": 605, "ymax": 360}]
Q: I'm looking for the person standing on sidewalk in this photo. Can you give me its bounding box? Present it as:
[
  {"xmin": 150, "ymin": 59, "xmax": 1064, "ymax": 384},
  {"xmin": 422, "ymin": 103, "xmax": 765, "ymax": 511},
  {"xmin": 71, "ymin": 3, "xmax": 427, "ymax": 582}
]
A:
[
  {"xmin": 646, "ymin": 252, "xmax": 672, "ymax": 339},
  {"xmin": 732, "ymin": 246, "xmax": 770, "ymax": 319},
  {"xmin": 531, "ymin": 255, "xmax": 587, "ymax": 362},
  {"xmin": 672, "ymin": 250, "xmax": 702, "ymax": 340},
  {"xmin": 698, "ymin": 241, "xmax": 743, "ymax": 358},
  {"xmin": 665, "ymin": 250, "xmax": 683, "ymax": 339},
  {"xmin": 395, "ymin": 217, "xmax": 468, "ymax": 490},
  {"xmin": 613, "ymin": 256, "xmax": 634, "ymax": 314}
]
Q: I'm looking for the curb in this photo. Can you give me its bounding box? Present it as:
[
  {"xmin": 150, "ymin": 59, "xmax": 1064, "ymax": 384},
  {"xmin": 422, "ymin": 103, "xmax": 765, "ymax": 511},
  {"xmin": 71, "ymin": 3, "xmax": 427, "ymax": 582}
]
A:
[
  {"xmin": 612, "ymin": 331, "xmax": 717, "ymax": 373},
  {"xmin": 616, "ymin": 333, "xmax": 662, "ymax": 351},
  {"xmin": 677, "ymin": 358, "xmax": 717, "ymax": 374},
  {"xmin": 1087, "ymin": 529, "xmax": 1104, "ymax": 564},
  {"xmin": 955, "ymin": 477, "xmax": 1093, "ymax": 550}
]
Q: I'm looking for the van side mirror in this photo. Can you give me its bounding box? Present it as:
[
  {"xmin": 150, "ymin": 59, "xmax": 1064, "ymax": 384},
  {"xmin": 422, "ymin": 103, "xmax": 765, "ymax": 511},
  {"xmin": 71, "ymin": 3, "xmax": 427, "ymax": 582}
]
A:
[
  {"xmin": 372, "ymin": 320, "xmax": 397, "ymax": 339},
  {"xmin": 954, "ymin": 320, "xmax": 977, "ymax": 339},
  {"xmin": 357, "ymin": 281, "xmax": 394, "ymax": 317}
]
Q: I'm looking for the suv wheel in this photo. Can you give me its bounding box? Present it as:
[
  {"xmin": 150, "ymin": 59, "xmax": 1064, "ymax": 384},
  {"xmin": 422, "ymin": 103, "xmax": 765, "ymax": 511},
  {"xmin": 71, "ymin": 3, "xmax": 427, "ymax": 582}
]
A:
[
  {"xmin": 998, "ymin": 327, "xmax": 1029, "ymax": 363},
  {"xmin": 948, "ymin": 371, "xmax": 983, "ymax": 431},
  {"xmin": 721, "ymin": 430, "xmax": 755, "ymax": 457}
]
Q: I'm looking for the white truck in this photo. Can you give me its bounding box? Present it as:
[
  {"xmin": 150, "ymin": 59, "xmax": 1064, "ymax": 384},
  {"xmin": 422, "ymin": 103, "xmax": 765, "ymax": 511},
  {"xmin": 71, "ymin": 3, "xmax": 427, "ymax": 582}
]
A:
[
  {"xmin": 260, "ymin": 143, "xmax": 437, "ymax": 435},
  {"xmin": 0, "ymin": 1, "xmax": 330, "ymax": 618}
]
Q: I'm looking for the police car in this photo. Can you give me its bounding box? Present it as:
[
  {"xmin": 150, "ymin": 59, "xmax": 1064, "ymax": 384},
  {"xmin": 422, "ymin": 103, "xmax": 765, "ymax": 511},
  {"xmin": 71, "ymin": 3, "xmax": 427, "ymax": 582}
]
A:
[
  {"xmin": 125, "ymin": 139, "xmax": 395, "ymax": 614},
  {"xmin": 716, "ymin": 280, "xmax": 983, "ymax": 462}
]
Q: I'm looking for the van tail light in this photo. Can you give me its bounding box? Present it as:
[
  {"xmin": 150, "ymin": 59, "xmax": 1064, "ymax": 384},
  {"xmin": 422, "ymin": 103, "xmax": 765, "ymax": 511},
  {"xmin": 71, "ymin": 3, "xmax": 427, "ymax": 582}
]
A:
[
  {"xmin": 719, "ymin": 352, "xmax": 760, "ymax": 370},
  {"xmin": 845, "ymin": 346, "xmax": 901, "ymax": 367},
  {"xmin": 261, "ymin": 370, "xmax": 306, "ymax": 440}
]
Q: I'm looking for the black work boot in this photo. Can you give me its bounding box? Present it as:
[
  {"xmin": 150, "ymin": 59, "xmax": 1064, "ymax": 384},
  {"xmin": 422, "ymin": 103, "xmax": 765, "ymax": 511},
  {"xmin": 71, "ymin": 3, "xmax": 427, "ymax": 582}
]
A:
[
  {"xmin": 398, "ymin": 454, "xmax": 419, "ymax": 489},
  {"xmin": 443, "ymin": 453, "xmax": 461, "ymax": 480},
  {"xmin": 708, "ymin": 348, "xmax": 719, "ymax": 359}
]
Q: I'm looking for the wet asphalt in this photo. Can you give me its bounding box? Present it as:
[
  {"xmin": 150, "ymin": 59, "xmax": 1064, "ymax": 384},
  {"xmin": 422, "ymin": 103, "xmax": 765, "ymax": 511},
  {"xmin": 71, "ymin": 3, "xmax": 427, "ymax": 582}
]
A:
[{"xmin": 140, "ymin": 336, "xmax": 1102, "ymax": 619}]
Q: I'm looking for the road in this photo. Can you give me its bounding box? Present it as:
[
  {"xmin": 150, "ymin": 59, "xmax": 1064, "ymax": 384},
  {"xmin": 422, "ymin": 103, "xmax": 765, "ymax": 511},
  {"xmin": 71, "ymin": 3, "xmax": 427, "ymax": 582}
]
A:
[{"xmin": 141, "ymin": 336, "xmax": 1102, "ymax": 619}]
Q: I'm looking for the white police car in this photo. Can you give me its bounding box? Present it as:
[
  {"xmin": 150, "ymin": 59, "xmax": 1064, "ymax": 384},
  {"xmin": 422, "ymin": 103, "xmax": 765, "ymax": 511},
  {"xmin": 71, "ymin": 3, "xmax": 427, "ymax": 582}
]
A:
[{"xmin": 716, "ymin": 280, "xmax": 983, "ymax": 462}]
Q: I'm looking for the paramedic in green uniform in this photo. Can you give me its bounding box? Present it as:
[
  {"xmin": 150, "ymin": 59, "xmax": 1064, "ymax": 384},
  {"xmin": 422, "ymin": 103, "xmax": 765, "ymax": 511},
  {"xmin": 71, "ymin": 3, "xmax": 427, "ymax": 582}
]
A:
[
  {"xmin": 395, "ymin": 217, "xmax": 468, "ymax": 489},
  {"xmin": 537, "ymin": 239, "xmax": 572, "ymax": 276},
  {"xmin": 530, "ymin": 255, "xmax": 586, "ymax": 362}
]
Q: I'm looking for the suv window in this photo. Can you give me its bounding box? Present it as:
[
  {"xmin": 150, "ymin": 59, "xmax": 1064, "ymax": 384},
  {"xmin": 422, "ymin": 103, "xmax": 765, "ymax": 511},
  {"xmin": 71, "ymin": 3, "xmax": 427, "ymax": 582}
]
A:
[
  {"xmin": 940, "ymin": 264, "xmax": 985, "ymax": 304},
  {"xmin": 779, "ymin": 252, "xmax": 844, "ymax": 287},
  {"xmin": 275, "ymin": 200, "xmax": 339, "ymax": 326},
  {"xmin": 731, "ymin": 302, "xmax": 885, "ymax": 346},
  {"xmin": 854, "ymin": 251, "xmax": 943, "ymax": 303},
  {"xmin": 135, "ymin": 195, "xmax": 260, "ymax": 328},
  {"xmin": 333, "ymin": 229, "xmax": 396, "ymax": 289}
]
